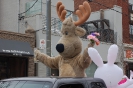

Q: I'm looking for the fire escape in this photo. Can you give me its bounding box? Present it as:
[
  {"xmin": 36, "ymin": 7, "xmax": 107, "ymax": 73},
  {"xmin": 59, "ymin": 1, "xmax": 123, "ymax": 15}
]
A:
[{"xmin": 81, "ymin": 10, "xmax": 115, "ymax": 43}]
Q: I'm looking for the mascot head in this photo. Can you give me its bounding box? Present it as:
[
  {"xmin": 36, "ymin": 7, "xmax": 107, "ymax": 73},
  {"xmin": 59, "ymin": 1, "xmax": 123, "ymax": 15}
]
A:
[{"xmin": 55, "ymin": 1, "xmax": 91, "ymax": 58}]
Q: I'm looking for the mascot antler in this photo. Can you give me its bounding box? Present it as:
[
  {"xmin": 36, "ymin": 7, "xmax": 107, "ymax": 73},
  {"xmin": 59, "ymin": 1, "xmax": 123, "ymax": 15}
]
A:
[
  {"xmin": 56, "ymin": 2, "xmax": 67, "ymax": 22},
  {"xmin": 56, "ymin": 1, "xmax": 91, "ymax": 26}
]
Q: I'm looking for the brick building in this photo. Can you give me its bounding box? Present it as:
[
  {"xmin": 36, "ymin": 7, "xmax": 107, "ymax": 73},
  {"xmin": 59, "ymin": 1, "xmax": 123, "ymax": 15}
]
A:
[
  {"xmin": 0, "ymin": 26, "xmax": 35, "ymax": 80},
  {"xmin": 74, "ymin": 0, "xmax": 130, "ymax": 44},
  {"xmin": 74, "ymin": 0, "xmax": 133, "ymax": 77}
]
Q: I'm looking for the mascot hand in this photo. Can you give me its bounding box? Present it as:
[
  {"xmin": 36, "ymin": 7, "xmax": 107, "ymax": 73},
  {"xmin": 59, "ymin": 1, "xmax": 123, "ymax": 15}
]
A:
[{"xmin": 34, "ymin": 49, "xmax": 41, "ymax": 62}]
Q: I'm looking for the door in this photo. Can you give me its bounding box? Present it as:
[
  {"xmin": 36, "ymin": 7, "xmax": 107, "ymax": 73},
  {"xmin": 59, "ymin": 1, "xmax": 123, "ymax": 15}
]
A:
[
  {"xmin": 127, "ymin": 63, "xmax": 133, "ymax": 78},
  {"xmin": 0, "ymin": 58, "xmax": 8, "ymax": 80},
  {"xmin": 0, "ymin": 56, "xmax": 28, "ymax": 80}
]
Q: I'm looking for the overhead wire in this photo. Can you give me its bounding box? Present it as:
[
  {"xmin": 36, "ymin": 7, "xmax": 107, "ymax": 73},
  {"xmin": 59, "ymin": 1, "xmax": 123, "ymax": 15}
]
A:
[
  {"xmin": 35, "ymin": 1, "xmax": 74, "ymax": 32},
  {"xmin": 19, "ymin": 0, "xmax": 39, "ymax": 16},
  {"xmin": 35, "ymin": 12, "xmax": 72, "ymax": 32},
  {"xmin": 87, "ymin": 0, "xmax": 133, "ymax": 19},
  {"xmin": 25, "ymin": 0, "xmax": 133, "ymax": 32},
  {"xmin": 17, "ymin": 0, "xmax": 73, "ymax": 32}
]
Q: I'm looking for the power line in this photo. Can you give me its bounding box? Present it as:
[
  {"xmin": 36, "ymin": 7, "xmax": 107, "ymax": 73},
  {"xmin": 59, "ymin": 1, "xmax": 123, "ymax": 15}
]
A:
[
  {"xmin": 35, "ymin": 13, "xmax": 72, "ymax": 32},
  {"xmin": 88, "ymin": 0, "xmax": 133, "ymax": 18},
  {"xmin": 39, "ymin": 1, "xmax": 74, "ymax": 14},
  {"xmin": 19, "ymin": 0, "xmax": 39, "ymax": 16}
]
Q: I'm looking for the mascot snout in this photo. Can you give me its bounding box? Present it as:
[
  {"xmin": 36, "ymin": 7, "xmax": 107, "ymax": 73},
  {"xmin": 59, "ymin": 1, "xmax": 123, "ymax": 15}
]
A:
[{"xmin": 56, "ymin": 43, "xmax": 64, "ymax": 53}]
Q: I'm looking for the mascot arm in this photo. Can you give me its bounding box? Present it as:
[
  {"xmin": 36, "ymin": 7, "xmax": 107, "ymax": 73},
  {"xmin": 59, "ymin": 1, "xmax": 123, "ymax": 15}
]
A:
[
  {"xmin": 79, "ymin": 43, "xmax": 95, "ymax": 68},
  {"xmin": 34, "ymin": 50, "xmax": 60, "ymax": 69}
]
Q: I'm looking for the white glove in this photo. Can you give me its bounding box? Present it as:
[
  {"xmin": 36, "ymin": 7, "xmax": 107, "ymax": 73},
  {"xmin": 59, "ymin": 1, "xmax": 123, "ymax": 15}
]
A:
[{"xmin": 34, "ymin": 49, "xmax": 40, "ymax": 63}]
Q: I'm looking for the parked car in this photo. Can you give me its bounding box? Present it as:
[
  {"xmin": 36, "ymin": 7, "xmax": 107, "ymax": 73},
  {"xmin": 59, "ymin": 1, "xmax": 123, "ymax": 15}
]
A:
[{"xmin": 0, "ymin": 77, "xmax": 107, "ymax": 88}]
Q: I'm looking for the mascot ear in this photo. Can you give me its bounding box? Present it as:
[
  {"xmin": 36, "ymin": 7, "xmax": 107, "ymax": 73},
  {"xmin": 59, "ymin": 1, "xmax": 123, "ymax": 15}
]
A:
[{"xmin": 75, "ymin": 27, "xmax": 86, "ymax": 37}]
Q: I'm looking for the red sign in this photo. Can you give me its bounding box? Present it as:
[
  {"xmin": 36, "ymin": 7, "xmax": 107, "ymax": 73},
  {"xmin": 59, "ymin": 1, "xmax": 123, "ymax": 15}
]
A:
[{"xmin": 126, "ymin": 50, "xmax": 133, "ymax": 59}]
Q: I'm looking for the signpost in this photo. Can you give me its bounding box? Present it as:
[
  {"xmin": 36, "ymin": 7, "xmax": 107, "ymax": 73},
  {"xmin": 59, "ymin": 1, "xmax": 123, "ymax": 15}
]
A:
[{"xmin": 39, "ymin": 39, "xmax": 45, "ymax": 49}]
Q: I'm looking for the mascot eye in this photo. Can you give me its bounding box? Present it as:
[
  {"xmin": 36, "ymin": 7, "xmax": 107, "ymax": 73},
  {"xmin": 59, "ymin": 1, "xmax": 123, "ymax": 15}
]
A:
[{"xmin": 65, "ymin": 31, "xmax": 68, "ymax": 35}]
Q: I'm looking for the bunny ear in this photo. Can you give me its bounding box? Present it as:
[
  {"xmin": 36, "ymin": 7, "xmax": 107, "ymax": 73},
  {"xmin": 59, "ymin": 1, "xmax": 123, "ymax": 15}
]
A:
[
  {"xmin": 130, "ymin": 70, "xmax": 133, "ymax": 79},
  {"xmin": 88, "ymin": 47, "xmax": 103, "ymax": 67},
  {"xmin": 107, "ymin": 44, "xmax": 118, "ymax": 65},
  {"xmin": 130, "ymin": 70, "xmax": 133, "ymax": 73}
]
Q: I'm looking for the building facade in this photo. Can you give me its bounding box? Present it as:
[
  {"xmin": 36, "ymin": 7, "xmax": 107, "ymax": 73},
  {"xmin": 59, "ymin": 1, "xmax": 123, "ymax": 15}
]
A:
[
  {"xmin": 0, "ymin": 28, "xmax": 35, "ymax": 80},
  {"xmin": 0, "ymin": 0, "xmax": 74, "ymax": 77},
  {"xmin": 74, "ymin": 0, "xmax": 133, "ymax": 77},
  {"xmin": 1, "ymin": 0, "xmax": 133, "ymax": 78},
  {"xmin": 0, "ymin": 0, "xmax": 36, "ymax": 80}
]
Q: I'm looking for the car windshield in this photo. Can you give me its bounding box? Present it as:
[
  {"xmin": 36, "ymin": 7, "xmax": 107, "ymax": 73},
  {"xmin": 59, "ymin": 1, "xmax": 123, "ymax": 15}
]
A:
[{"xmin": 0, "ymin": 81, "xmax": 53, "ymax": 88}]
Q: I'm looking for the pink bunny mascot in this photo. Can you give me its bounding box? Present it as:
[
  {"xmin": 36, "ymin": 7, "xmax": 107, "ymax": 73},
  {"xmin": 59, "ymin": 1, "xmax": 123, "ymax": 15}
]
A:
[{"xmin": 88, "ymin": 44, "xmax": 123, "ymax": 88}]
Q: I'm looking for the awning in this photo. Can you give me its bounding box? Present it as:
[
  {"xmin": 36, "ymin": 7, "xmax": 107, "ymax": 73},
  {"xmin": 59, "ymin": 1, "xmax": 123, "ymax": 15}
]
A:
[{"xmin": 0, "ymin": 39, "xmax": 34, "ymax": 57}]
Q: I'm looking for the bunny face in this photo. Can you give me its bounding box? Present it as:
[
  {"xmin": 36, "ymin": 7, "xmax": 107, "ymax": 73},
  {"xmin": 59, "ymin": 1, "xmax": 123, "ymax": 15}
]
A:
[
  {"xmin": 88, "ymin": 44, "xmax": 123, "ymax": 87},
  {"xmin": 95, "ymin": 64, "xmax": 123, "ymax": 87}
]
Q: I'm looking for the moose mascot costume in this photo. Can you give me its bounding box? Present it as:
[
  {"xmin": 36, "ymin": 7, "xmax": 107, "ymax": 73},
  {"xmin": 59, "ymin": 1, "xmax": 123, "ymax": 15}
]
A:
[{"xmin": 34, "ymin": 1, "xmax": 94, "ymax": 77}]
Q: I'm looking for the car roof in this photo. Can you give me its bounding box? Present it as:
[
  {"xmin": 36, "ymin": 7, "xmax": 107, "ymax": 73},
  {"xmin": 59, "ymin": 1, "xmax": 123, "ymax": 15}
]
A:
[
  {"xmin": 1, "ymin": 77, "xmax": 57, "ymax": 83},
  {"xmin": 0, "ymin": 77, "xmax": 104, "ymax": 84}
]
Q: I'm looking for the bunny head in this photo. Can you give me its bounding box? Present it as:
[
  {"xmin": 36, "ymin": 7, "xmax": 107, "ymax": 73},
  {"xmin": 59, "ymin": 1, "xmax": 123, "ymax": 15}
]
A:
[{"xmin": 88, "ymin": 44, "xmax": 123, "ymax": 87}]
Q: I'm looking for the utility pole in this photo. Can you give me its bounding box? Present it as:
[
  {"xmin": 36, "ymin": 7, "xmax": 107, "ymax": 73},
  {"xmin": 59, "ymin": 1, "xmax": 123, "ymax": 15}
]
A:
[{"xmin": 46, "ymin": 0, "xmax": 51, "ymax": 76}]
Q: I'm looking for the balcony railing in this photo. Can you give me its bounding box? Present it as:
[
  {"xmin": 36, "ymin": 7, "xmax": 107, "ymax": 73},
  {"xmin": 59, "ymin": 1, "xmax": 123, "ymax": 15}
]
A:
[
  {"xmin": 80, "ymin": 25, "xmax": 115, "ymax": 43},
  {"xmin": 41, "ymin": 15, "xmax": 116, "ymax": 43}
]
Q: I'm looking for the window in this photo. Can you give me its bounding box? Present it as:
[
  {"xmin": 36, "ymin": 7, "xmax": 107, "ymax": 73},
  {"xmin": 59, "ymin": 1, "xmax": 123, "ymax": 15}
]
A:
[
  {"xmin": 130, "ymin": 25, "xmax": 133, "ymax": 34},
  {"xmin": 0, "ymin": 81, "xmax": 10, "ymax": 88},
  {"xmin": 129, "ymin": 4, "xmax": 133, "ymax": 25},
  {"xmin": 15, "ymin": 81, "xmax": 26, "ymax": 88},
  {"xmin": 90, "ymin": 82, "xmax": 106, "ymax": 88},
  {"xmin": 129, "ymin": 4, "xmax": 133, "ymax": 12},
  {"xmin": 0, "ymin": 81, "xmax": 19, "ymax": 88},
  {"xmin": 131, "ymin": 13, "xmax": 133, "ymax": 21},
  {"xmin": 129, "ymin": 25, "xmax": 133, "ymax": 40},
  {"xmin": 21, "ymin": 81, "xmax": 52, "ymax": 88},
  {"xmin": 59, "ymin": 84, "xmax": 84, "ymax": 88},
  {"xmin": 0, "ymin": 81, "xmax": 53, "ymax": 88},
  {"xmin": 25, "ymin": 0, "xmax": 42, "ymax": 17},
  {"xmin": 6, "ymin": 81, "xmax": 19, "ymax": 88},
  {"xmin": 21, "ymin": 81, "xmax": 44, "ymax": 88}
]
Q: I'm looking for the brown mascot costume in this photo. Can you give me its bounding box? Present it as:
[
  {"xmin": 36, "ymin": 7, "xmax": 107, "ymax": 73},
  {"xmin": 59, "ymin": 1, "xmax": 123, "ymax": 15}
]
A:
[{"xmin": 34, "ymin": 1, "xmax": 94, "ymax": 77}]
